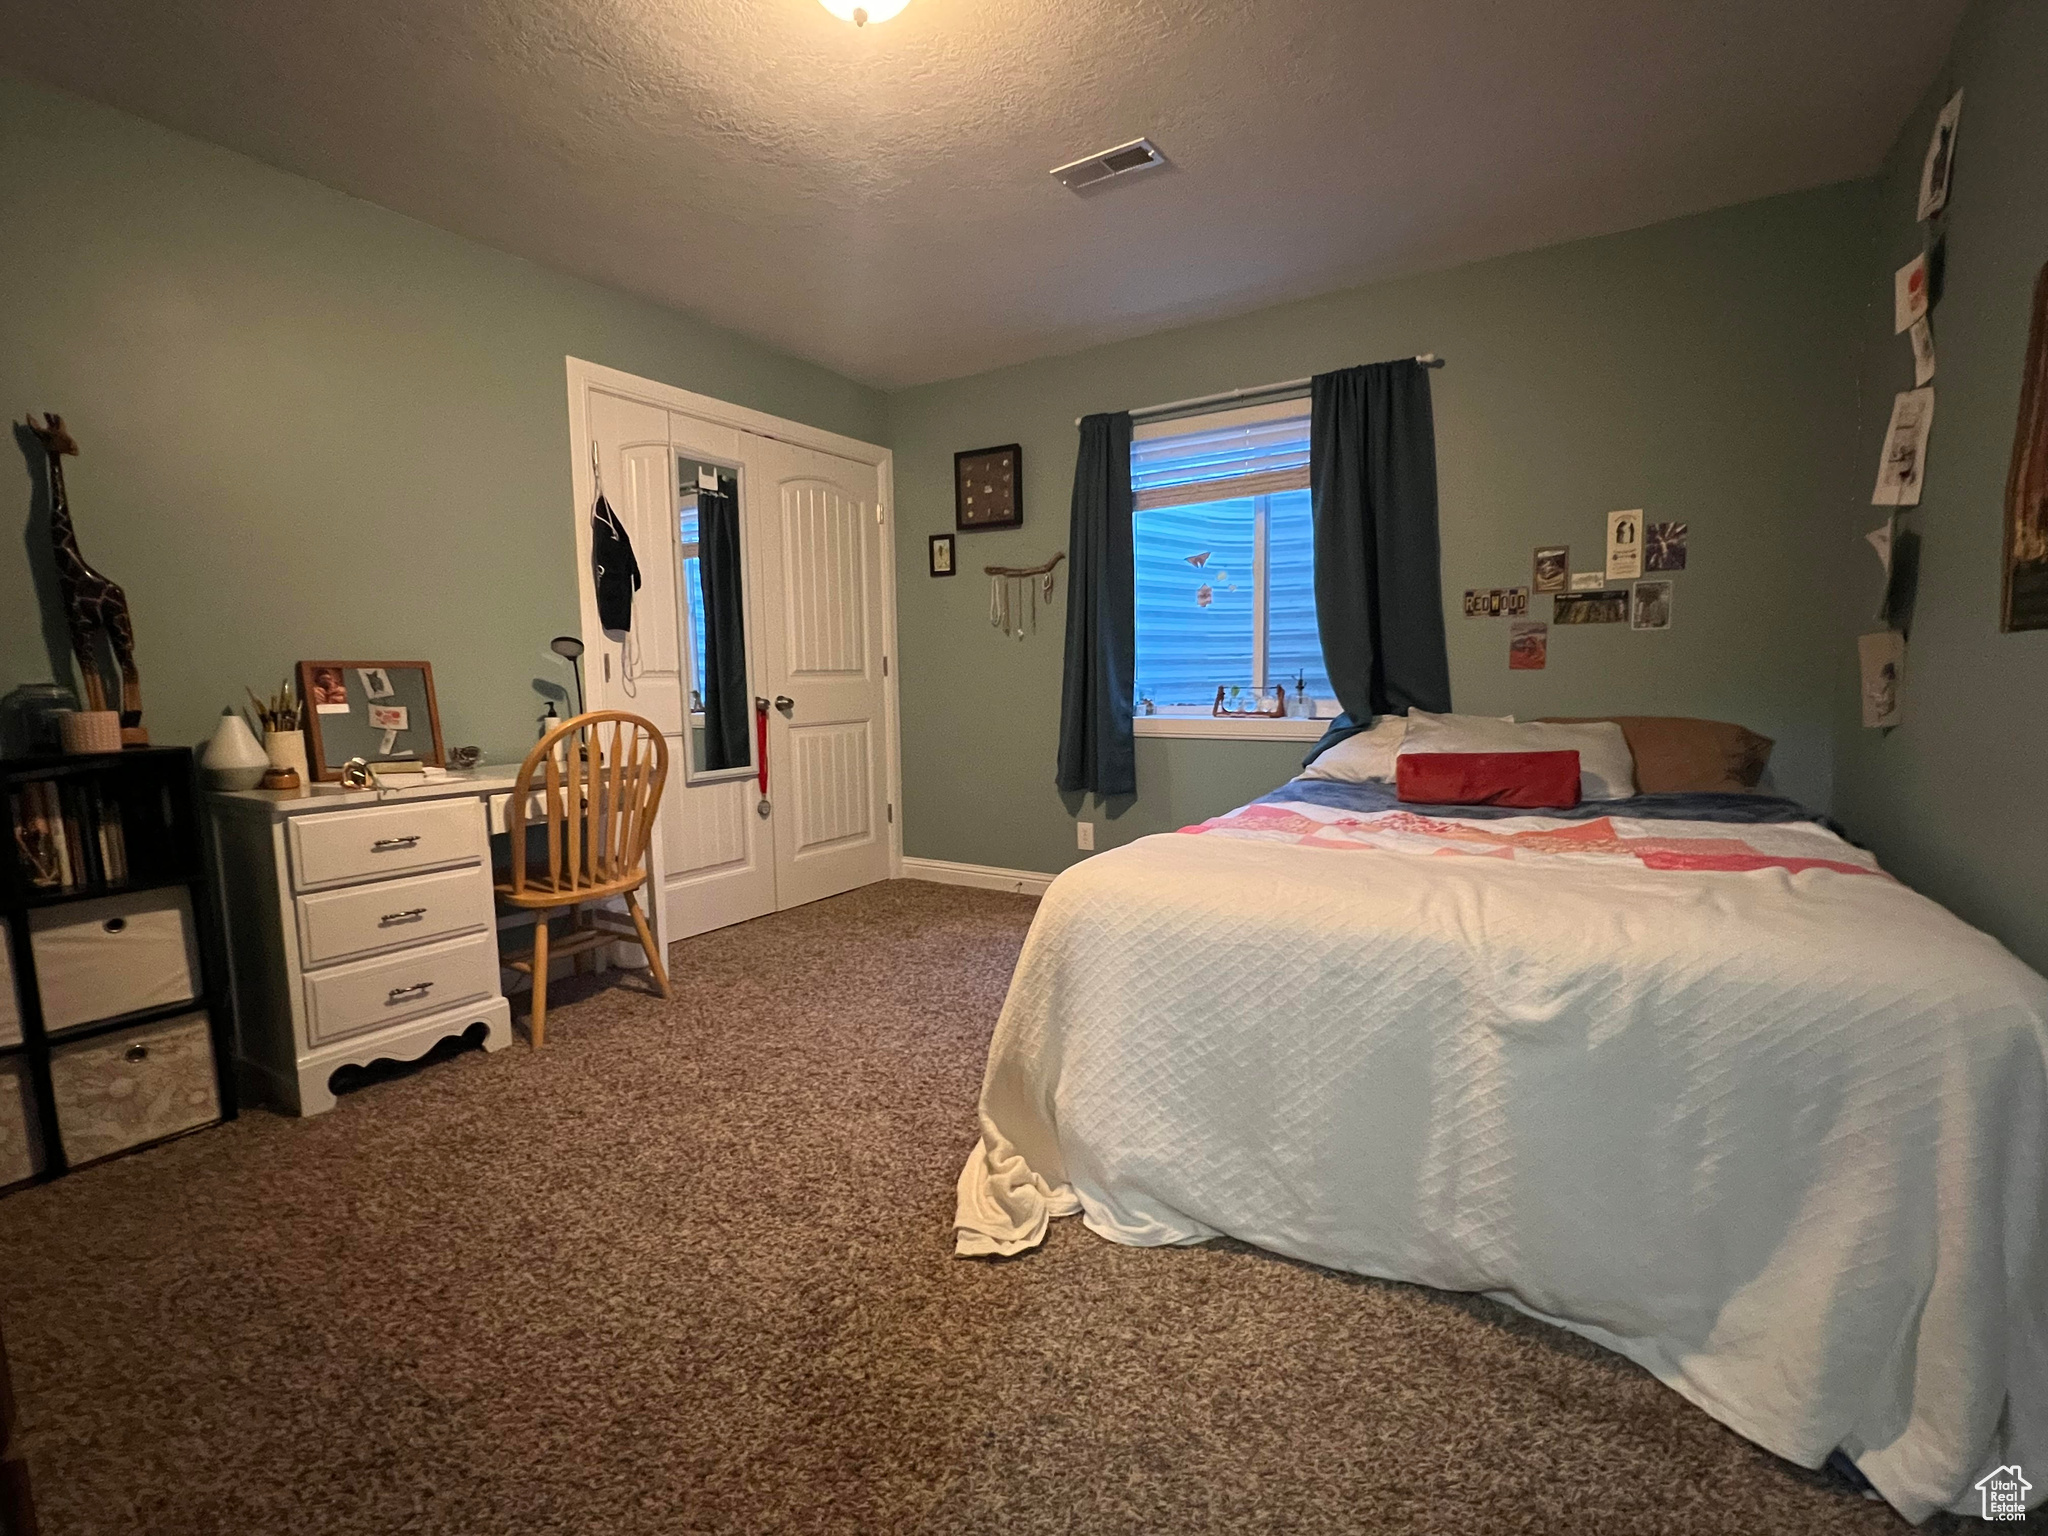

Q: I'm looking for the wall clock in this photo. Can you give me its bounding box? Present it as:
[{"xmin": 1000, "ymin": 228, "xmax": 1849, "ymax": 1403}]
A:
[{"xmin": 954, "ymin": 444, "xmax": 1022, "ymax": 532}]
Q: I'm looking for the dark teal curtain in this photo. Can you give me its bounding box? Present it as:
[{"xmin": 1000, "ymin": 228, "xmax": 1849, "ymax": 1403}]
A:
[
  {"xmin": 1056, "ymin": 412, "xmax": 1136, "ymax": 795},
  {"xmin": 699, "ymin": 486, "xmax": 750, "ymax": 772},
  {"xmin": 1306, "ymin": 361, "xmax": 1451, "ymax": 761}
]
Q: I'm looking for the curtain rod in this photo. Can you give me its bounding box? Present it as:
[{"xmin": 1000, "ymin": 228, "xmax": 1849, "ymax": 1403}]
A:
[{"xmin": 1075, "ymin": 355, "xmax": 1445, "ymax": 428}]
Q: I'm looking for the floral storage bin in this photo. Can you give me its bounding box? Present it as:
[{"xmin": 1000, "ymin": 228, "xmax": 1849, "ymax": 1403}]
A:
[{"xmin": 49, "ymin": 1012, "xmax": 219, "ymax": 1167}]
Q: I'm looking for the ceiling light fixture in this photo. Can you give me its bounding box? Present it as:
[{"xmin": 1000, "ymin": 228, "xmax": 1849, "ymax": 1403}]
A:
[{"xmin": 819, "ymin": 0, "xmax": 908, "ymax": 24}]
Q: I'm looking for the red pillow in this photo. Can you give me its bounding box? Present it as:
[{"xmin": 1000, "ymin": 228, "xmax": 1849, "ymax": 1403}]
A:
[{"xmin": 1395, "ymin": 751, "xmax": 1582, "ymax": 809}]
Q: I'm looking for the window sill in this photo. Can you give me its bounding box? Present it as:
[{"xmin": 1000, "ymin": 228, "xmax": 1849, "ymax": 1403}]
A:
[{"xmin": 1134, "ymin": 715, "xmax": 1330, "ymax": 741}]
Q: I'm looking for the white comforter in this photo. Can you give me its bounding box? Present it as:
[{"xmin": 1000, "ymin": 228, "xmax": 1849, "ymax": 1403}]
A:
[{"xmin": 955, "ymin": 794, "xmax": 2048, "ymax": 1522}]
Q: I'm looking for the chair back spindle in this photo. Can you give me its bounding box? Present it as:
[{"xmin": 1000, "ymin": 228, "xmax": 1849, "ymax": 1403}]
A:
[{"xmin": 505, "ymin": 712, "xmax": 668, "ymax": 900}]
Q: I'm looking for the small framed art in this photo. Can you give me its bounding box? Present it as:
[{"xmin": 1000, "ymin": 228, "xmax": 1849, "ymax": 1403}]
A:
[
  {"xmin": 955, "ymin": 444, "xmax": 1022, "ymax": 532},
  {"xmin": 929, "ymin": 533, "xmax": 957, "ymax": 577}
]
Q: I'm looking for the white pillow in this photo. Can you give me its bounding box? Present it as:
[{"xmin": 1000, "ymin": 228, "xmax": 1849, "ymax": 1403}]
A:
[
  {"xmin": 1300, "ymin": 716, "xmax": 1407, "ymax": 783},
  {"xmin": 1302, "ymin": 713, "xmax": 1516, "ymax": 784},
  {"xmin": 1398, "ymin": 711, "xmax": 1638, "ymax": 801}
]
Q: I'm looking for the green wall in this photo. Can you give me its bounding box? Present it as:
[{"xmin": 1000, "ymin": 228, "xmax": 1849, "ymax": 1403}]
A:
[
  {"xmin": 0, "ymin": 71, "xmax": 884, "ymax": 763},
  {"xmin": 1828, "ymin": 0, "xmax": 2048, "ymax": 973},
  {"xmin": 888, "ymin": 186, "xmax": 1870, "ymax": 876}
]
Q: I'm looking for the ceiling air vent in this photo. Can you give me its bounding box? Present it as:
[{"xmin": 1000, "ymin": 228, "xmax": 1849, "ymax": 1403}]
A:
[{"xmin": 1051, "ymin": 137, "xmax": 1167, "ymax": 193}]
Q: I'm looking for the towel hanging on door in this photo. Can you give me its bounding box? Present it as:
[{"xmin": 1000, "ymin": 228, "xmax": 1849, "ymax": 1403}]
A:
[{"xmin": 591, "ymin": 492, "xmax": 642, "ymax": 637}]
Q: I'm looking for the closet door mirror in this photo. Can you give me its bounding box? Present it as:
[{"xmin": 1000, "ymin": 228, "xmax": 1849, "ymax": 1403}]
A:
[{"xmin": 676, "ymin": 455, "xmax": 753, "ymax": 783}]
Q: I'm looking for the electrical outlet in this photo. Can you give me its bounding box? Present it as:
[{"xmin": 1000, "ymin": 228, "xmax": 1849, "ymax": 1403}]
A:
[{"xmin": 1076, "ymin": 821, "xmax": 1095, "ymax": 851}]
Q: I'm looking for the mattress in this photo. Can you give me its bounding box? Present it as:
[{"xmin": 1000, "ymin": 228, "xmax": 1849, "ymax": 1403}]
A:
[{"xmin": 955, "ymin": 779, "xmax": 2048, "ymax": 1523}]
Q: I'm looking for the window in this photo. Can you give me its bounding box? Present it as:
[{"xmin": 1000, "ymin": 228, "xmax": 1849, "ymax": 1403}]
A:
[{"xmin": 1132, "ymin": 402, "xmax": 1332, "ymax": 736}]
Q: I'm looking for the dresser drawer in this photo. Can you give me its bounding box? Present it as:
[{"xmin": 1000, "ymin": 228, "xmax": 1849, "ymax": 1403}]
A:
[
  {"xmin": 30, "ymin": 890, "xmax": 200, "ymax": 1032},
  {"xmin": 287, "ymin": 798, "xmax": 481, "ymax": 890},
  {"xmin": 50, "ymin": 1012, "xmax": 220, "ymax": 1167},
  {"xmin": 303, "ymin": 931, "xmax": 501, "ymax": 1047},
  {"xmin": 0, "ymin": 1057, "xmax": 43, "ymax": 1186},
  {"xmin": 296, "ymin": 866, "xmax": 494, "ymax": 968}
]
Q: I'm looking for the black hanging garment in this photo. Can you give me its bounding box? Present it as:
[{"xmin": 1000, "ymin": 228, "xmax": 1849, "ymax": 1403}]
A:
[{"xmin": 591, "ymin": 493, "xmax": 641, "ymax": 635}]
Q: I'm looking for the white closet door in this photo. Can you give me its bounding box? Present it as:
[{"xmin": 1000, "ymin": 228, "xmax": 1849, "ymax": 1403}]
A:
[
  {"xmin": 659, "ymin": 410, "xmax": 777, "ymax": 937},
  {"xmin": 749, "ymin": 438, "xmax": 893, "ymax": 910},
  {"xmin": 585, "ymin": 388, "xmax": 776, "ymax": 942}
]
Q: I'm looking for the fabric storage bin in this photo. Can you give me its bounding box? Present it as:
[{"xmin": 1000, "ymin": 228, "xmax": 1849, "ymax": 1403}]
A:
[
  {"xmin": 0, "ymin": 933, "xmax": 19, "ymax": 1049},
  {"xmin": 49, "ymin": 1012, "xmax": 218, "ymax": 1166},
  {"xmin": 0, "ymin": 1058, "xmax": 41, "ymax": 1186},
  {"xmin": 29, "ymin": 889, "xmax": 200, "ymax": 1032}
]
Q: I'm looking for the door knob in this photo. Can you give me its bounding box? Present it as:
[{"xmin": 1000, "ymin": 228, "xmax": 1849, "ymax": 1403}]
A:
[{"xmin": 774, "ymin": 696, "xmax": 795, "ymax": 716}]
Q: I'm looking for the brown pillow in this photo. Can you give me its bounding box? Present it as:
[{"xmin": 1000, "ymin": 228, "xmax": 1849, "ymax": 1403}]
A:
[{"xmin": 1537, "ymin": 716, "xmax": 1773, "ymax": 794}]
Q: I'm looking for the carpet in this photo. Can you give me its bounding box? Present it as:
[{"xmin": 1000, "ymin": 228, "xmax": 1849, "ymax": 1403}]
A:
[{"xmin": 0, "ymin": 880, "xmax": 2024, "ymax": 1534}]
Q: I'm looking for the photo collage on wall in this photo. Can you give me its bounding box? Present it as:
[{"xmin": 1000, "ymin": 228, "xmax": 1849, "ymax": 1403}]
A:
[{"xmin": 1467, "ymin": 509, "xmax": 1687, "ymax": 669}]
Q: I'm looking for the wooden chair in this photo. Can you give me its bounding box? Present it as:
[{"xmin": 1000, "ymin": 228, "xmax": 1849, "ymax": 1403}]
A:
[{"xmin": 497, "ymin": 711, "xmax": 671, "ymax": 1047}]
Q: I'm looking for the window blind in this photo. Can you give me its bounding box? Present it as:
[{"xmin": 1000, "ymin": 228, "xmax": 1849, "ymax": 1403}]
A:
[{"xmin": 1130, "ymin": 399, "xmax": 1311, "ymax": 511}]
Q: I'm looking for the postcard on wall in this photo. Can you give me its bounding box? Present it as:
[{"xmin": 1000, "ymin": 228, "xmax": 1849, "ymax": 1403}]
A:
[
  {"xmin": 1552, "ymin": 589, "xmax": 1629, "ymax": 625},
  {"xmin": 1630, "ymin": 580, "xmax": 1673, "ymax": 631},
  {"xmin": 1910, "ymin": 316, "xmax": 1936, "ymax": 387},
  {"xmin": 1859, "ymin": 631, "xmax": 1907, "ymax": 727},
  {"xmin": 1917, "ymin": 90, "xmax": 1963, "ymax": 222},
  {"xmin": 1894, "ymin": 253, "xmax": 1931, "ymax": 334},
  {"xmin": 1569, "ymin": 570, "xmax": 1606, "ymax": 592},
  {"xmin": 1605, "ymin": 509, "xmax": 1643, "ymax": 581},
  {"xmin": 1532, "ymin": 546, "xmax": 1568, "ymax": 593},
  {"xmin": 1872, "ymin": 387, "xmax": 1935, "ymax": 506},
  {"xmin": 1646, "ymin": 521, "xmax": 1688, "ymax": 572},
  {"xmin": 1509, "ymin": 621, "xmax": 1548, "ymax": 671}
]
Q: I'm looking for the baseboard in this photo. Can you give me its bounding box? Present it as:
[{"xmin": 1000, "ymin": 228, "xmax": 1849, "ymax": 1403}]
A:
[{"xmin": 900, "ymin": 857, "xmax": 1054, "ymax": 897}]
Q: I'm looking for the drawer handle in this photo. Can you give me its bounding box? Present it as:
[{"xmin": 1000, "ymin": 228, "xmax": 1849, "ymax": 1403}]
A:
[
  {"xmin": 104, "ymin": 917, "xmax": 128, "ymax": 935},
  {"xmin": 371, "ymin": 835, "xmax": 421, "ymax": 852},
  {"xmin": 387, "ymin": 981, "xmax": 434, "ymax": 1003},
  {"xmin": 124, "ymin": 1044, "xmax": 149, "ymax": 1064},
  {"xmin": 379, "ymin": 907, "xmax": 429, "ymax": 925}
]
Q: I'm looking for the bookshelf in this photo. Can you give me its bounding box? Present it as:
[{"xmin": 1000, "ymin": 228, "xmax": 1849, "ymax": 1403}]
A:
[{"xmin": 1, "ymin": 748, "xmax": 235, "ymax": 1190}]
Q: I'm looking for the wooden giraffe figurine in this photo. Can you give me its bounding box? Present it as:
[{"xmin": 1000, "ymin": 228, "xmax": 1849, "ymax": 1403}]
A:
[{"xmin": 24, "ymin": 413, "xmax": 148, "ymax": 745}]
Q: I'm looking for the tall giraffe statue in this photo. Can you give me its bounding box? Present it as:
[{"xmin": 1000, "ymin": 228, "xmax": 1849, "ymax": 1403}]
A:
[{"xmin": 24, "ymin": 413, "xmax": 148, "ymax": 745}]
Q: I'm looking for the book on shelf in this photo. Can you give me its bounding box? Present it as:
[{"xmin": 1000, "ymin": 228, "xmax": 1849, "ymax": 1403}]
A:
[{"xmin": 8, "ymin": 779, "xmax": 131, "ymax": 894}]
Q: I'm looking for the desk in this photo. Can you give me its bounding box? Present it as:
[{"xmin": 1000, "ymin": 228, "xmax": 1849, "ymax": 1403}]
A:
[{"xmin": 209, "ymin": 768, "xmax": 525, "ymax": 1114}]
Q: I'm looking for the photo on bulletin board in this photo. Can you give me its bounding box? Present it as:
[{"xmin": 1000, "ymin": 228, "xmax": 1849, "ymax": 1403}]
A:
[{"xmin": 296, "ymin": 660, "xmax": 446, "ymax": 780}]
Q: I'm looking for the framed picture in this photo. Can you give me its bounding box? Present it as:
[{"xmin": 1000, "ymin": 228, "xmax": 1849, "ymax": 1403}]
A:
[
  {"xmin": 296, "ymin": 660, "xmax": 445, "ymax": 781},
  {"xmin": 955, "ymin": 444, "xmax": 1022, "ymax": 532},
  {"xmin": 928, "ymin": 533, "xmax": 957, "ymax": 577},
  {"xmin": 2003, "ymin": 260, "xmax": 2048, "ymax": 631}
]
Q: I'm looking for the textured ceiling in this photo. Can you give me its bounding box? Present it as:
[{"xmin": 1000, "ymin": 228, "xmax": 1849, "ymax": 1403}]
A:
[{"xmin": 0, "ymin": 0, "xmax": 1964, "ymax": 389}]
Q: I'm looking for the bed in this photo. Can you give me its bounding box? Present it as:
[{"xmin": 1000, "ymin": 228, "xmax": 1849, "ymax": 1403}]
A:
[{"xmin": 954, "ymin": 766, "xmax": 2048, "ymax": 1524}]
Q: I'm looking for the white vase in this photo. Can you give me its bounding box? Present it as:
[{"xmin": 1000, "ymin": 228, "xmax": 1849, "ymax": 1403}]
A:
[
  {"xmin": 201, "ymin": 709, "xmax": 270, "ymax": 790},
  {"xmin": 264, "ymin": 729, "xmax": 309, "ymax": 781}
]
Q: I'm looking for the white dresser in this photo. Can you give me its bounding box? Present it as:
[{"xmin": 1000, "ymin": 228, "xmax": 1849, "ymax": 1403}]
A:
[{"xmin": 209, "ymin": 771, "xmax": 521, "ymax": 1115}]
